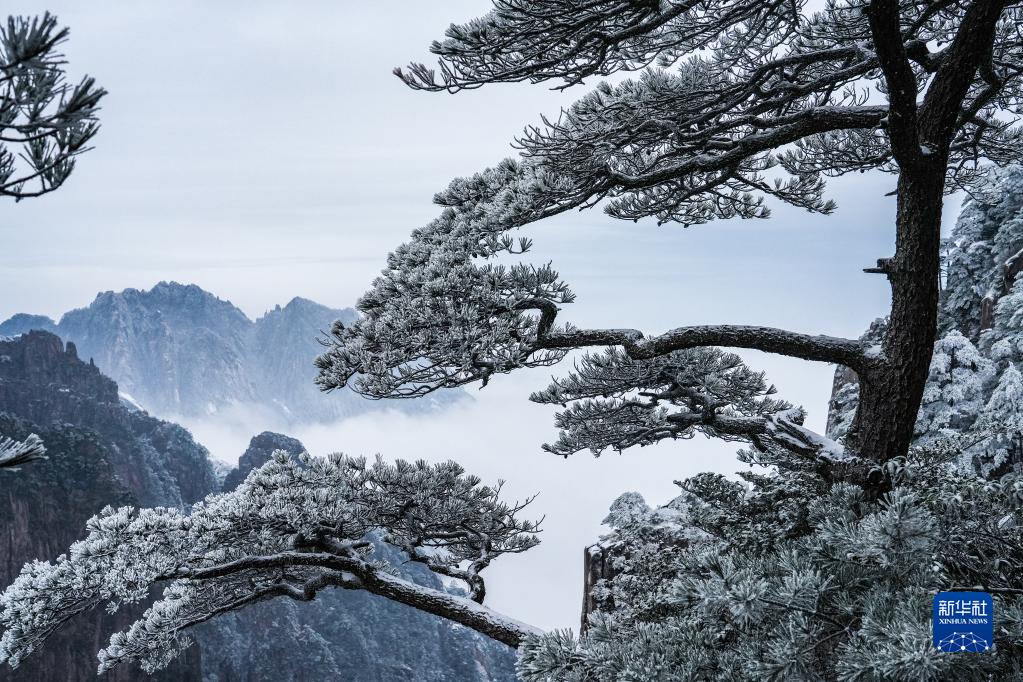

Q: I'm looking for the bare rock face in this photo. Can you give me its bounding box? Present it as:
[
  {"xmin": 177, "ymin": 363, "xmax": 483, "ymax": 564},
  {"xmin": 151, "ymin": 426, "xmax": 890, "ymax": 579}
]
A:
[
  {"xmin": 0, "ymin": 332, "xmax": 218, "ymax": 508},
  {"xmin": 249, "ymin": 296, "xmax": 362, "ymax": 422},
  {"xmin": 0, "ymin": 331, "xmax": 116, "ymax": 408},
  {"xmin": 0, "ymin": 331, "xmax": 215, "ymax": 680},
  {"xmin": 581, "ymin": 544, "xmax": 618, "ymax": 633},
  {"xmin": 221, "ymin": 431, "xmax": 305, "ymax": 492}
]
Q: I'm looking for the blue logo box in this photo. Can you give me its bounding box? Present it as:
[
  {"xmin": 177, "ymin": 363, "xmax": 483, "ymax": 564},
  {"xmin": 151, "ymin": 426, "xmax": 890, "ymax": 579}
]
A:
[{"xmin": 933, "ymin": 592, "xmax": 993, "ymax": 652}]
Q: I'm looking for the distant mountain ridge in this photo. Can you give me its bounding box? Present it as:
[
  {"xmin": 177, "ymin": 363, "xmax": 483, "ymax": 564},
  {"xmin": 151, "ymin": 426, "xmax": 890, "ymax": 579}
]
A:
[{"xmin": 0, "ymin": 282, "xmax": 453, "ymax": 424}]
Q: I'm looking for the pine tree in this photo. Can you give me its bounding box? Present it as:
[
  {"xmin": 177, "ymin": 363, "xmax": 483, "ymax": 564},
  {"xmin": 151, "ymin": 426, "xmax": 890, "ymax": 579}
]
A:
[
  {"xmin": 972, "ymin": 365, "xmax": 1023, "ymax": 475},
  {"xmin": 517, "ymin": 444, "xmax": 1023, "ymax": 681},
  {"xmin": 0, "ymin": 452, "xmax": 541, "ymax": 672},
  {"xmin": 6, "ymin": 3, "xmax": 1023, "ymax": 679},
  {"xmin": 317, "ymin": 0, "xmax": 1023, "ymax": 485},
  {"xmin": 943, "ymin": 165, "xmax": 1023, "ymax": 340},
  {"xmin": 0, "ymin": 13, "xmax": 105, "ymax": 200},
  {"xmin": 839, "ymin": 169, "xmax": 1023, "ymax": 476}
]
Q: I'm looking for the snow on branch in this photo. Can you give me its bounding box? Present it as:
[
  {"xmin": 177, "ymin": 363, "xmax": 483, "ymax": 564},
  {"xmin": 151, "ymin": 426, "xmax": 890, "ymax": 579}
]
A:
[
  {"xmin": 314, "ymin": 157, "xmax": 874, "ymax": 405},
  {"xmin": 0, "ymin": 452, "xmax": 541, "ymax": 673},
  {"xmin": 395, "ymin": 0, "xmax": 801, "ymax": 91},
  {"xmin": 0, "ymin": 433, "xmax": 46, "ymax": 470},
  {"xmin": 531, "ymin": 347, "xmax": 788, "ymax": 453},
  {"xmin": 531, "ymin": 343, "xmax": 785, "ymax": 456},
  {"xmin": 0, "ymin": 13, "xmax": 105, "ymax": 200},
  {"xmin": 400, "ymin": 0, "xmax": 1023, "ymax": 189},
  {"xmin": 314, "ymin": 159, "xmax": 581, "ymax": 399},
  {"xmin": 529, "ymin": 346, "xmax": 851, "ymax": 469}
]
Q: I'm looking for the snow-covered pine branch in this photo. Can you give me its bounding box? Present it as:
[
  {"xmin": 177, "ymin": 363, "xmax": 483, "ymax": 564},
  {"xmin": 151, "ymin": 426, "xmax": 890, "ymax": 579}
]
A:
[
  {"xmin": 529, "ymin": 347, "xmax": 860, "ymax": 480},
  {"xmin": 0, "ymin": 433, "xmax": 46, "ymax": 469},
  {"xmin": 0, "ymin": 451, "xmax": 542, "ymax": 673},
  {"xmin": 0, "ymin": 13, "xmax": 105, "ymax": 200},
  {"xmin": 318, "ymin": 0, "xmax": 1023, "ymax": 472}
]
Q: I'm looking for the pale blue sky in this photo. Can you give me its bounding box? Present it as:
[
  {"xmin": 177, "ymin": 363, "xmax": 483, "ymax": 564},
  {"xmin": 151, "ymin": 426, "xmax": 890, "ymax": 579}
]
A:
[{"xmin": 1, "ymin": 2, "xmax": 963, "ymax": 631}]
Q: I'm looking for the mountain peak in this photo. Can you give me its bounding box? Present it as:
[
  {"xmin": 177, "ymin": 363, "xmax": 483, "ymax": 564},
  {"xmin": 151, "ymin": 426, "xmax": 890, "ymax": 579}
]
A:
[
  {"xmin": 284, "ymin": 295, "xmax": 316, "ymax": 309},
  {"xmin": 278, "ymin": 296, "xmax": 324, "ymax": 316},
  {"xmin": 150, "ymin": 280, "xmax": 207, "ymax": 297},
  {"xmin": 1, "ymin": 284, "xmax": 450, "ymax": 423},
  {"xmin": 258, "ymin": 295, "xmax": 352, "ymax": 322},
  {"xmin": 88, "ymin": 281, "xmax": 230, "ymax": 304},
  {"xmin": 222, "ymin": 431, "xmax": 306, "ymax": 492}
]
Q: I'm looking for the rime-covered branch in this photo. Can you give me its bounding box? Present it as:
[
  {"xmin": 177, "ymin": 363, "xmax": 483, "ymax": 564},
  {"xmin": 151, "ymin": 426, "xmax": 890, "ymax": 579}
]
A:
[
  {"xmin": 0, "ymin": 433, "xmax": 46, "ymax": 469},
  {"xmin": 314, "ymin": 159, "xmax": 873, "ymax": 402},
  {"xmin": 529, "ymin": 347, "xmax": 850, "ymax": 474},
  {"xmin": 538, "ymin": 325, "xmax": 873, "ymax": 370},
  {"xmin": 0, "ymin": 13, "xmax": 105, "ymax": 200},
  {"xmin": 0, "ymin": 452, "xmax": 541, "ymax": 673},
  {"xmin": 395, "ymin": 1, "xmax": 713, "ymax": 91}
]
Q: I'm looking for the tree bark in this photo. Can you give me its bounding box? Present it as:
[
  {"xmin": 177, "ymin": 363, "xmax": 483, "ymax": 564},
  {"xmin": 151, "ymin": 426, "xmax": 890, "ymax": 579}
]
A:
[
  {"xmin": 850, "ymin": 163, "xmax": 946, "ymax": 465},
  {"xmin": 354, "ymin": 568, "xmax": 540, "ymax": 648}
]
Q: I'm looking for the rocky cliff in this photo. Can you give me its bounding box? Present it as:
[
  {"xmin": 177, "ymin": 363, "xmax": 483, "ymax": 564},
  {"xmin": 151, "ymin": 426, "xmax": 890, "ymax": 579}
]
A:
[
  {"xmin": 0, "ymin": 331, "xmax": 217, "ymax": 509},
  {"xmin": 220, "ymin": 430, "xmax": 304, "ymax": 492},
  {"xmin": 0, "ymin": 331, "xmax": 214, "ymax": 680}
]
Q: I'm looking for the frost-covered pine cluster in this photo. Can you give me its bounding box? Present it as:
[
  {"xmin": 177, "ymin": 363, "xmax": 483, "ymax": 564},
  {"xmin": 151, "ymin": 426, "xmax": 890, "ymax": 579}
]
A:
[
  {"xmin": 530, "ymin": 347, "xmax": 821, "ymax": 460},
  {"xmin": 517, "ymin": 443, "xmax": 1023, "ymax": 681},
  {"xmin": 0, "ymin": 451, "xmax": 540, "ymax": 673},
  {"xmin": 316, "ymin": 0, "xmax": 1023, "ymax": 474},
  {"xmin": 0, "ymin": 13, "xmax": 104, "ymax": 200}
]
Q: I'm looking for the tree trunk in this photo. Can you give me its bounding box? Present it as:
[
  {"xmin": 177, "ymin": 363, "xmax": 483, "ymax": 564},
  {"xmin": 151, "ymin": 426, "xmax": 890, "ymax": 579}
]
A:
[{"xmin": 851, "ymin": 162, "xmax": 946, "ymax": 465}]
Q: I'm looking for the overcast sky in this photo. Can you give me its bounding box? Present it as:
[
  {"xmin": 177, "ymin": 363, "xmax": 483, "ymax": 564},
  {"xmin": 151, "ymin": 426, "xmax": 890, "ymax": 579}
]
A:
[{"xmin": 2, "ymin": 2, "xmax": 964, "ymax": 633}]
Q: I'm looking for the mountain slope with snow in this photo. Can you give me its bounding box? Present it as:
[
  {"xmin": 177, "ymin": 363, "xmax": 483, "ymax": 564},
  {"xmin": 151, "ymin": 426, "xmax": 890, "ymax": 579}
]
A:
[{"xmin": 0, "ymin": 282, "xmax": 457, "ymax": 424}]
